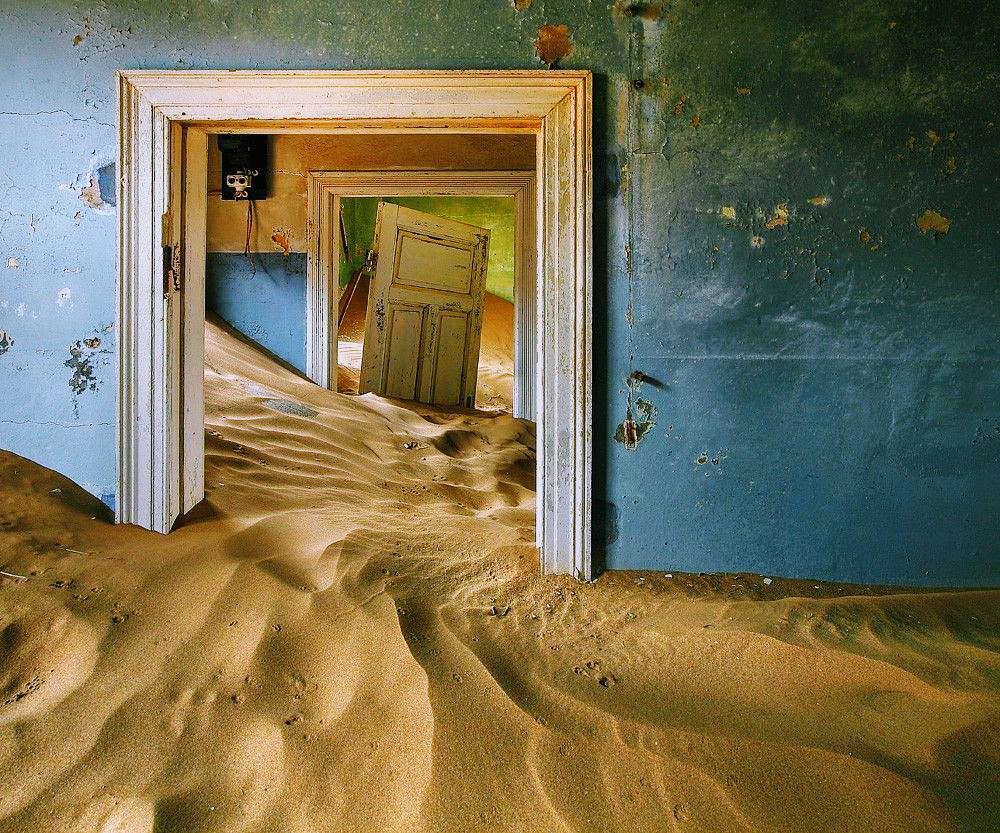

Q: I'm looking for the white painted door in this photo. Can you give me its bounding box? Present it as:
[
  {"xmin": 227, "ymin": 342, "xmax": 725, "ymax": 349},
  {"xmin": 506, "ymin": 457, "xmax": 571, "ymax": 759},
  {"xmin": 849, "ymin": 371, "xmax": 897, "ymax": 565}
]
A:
[{"xmin": 359, "ymin": 203, "xmax": 490, "ymax": 408}]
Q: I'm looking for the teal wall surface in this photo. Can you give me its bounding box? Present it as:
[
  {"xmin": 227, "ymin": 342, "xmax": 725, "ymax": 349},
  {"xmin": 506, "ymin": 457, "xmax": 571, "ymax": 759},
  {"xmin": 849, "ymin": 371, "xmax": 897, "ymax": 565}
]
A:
[{"xmin": 0, "ymin": 0, "xmax": 997, "ymax": 585}]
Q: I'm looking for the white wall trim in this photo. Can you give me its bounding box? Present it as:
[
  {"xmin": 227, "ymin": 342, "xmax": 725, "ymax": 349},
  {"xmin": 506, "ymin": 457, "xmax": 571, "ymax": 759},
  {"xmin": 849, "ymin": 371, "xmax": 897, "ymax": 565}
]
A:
[
  {"xmin": 305, "ymin": 170, "xmax": 536, "ymax": 420},
  {"xmin": 116, "ymin": 69, "xmax": 592, "ymax": 579}
]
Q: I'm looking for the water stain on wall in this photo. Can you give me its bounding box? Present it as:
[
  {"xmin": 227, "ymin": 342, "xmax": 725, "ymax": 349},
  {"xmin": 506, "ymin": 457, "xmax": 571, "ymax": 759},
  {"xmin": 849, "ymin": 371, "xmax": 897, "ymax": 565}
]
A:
[{"xmin": 614, "ymin": 2, "xmax": 664, "ymax": 21}]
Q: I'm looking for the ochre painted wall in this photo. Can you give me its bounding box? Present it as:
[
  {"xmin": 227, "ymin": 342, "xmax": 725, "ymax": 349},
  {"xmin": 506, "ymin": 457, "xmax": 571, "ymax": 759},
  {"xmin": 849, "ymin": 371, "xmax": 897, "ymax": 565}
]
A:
[
  {"xmin": 0, "ymin": 1, "xmax": 997, "ymax": 585},
  {"xmin": 206, "ymin": 133, "xmax": 534, "ymax": 253},
  {"xmin": 203, "ymin": 135, "xmax": 522, "ymax": 372}
]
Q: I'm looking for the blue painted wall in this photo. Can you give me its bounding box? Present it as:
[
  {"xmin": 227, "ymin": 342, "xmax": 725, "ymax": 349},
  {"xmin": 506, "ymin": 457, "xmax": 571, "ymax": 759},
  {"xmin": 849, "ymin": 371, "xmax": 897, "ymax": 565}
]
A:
[
  {"xmin": 0, "ymin": 0, "xmax": 996, "ymax": 586},
  {"xmin": 206, "ymin": 253, "xmax": 307, "ymax": 374}
]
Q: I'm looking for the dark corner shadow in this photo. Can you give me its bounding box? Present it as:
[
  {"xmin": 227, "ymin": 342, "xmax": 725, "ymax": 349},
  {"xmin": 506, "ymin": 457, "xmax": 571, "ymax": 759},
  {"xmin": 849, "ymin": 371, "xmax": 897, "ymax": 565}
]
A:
[
  {"xmin": 590, "ymin": 72, "xmax": 610, "ymax": 580},
  {"xmin": 172, "ymin": 497, "xmax": 223, "ymax": 530},
  {"xmin": 206, "ymin": 311, "xmax": 314, "ymax": 383}
]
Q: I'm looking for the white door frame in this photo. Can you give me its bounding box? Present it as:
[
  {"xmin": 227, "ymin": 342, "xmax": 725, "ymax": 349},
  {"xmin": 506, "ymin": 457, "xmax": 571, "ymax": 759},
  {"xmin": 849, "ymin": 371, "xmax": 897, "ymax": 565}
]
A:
[
  {"xmin": 305, "ymin": 170, "xmax": 536, "ymax": 419},
  {"xmin": 116, "ymin": 69, "xmax": 592, "ymax": 579}
]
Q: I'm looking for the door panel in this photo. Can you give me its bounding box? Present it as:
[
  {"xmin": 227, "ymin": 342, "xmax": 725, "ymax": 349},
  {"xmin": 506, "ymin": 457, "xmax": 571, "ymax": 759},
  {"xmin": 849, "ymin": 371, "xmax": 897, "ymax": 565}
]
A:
[
  {"xmin": 360, "ymin": 203, "xmax": 489, "ymax": 408},
  {"xmin": 396, "ymin": 234, "xmax": 473, "ymax": 294},
  {"xmin": 382, "ymin": 305, "xmax": 423, "ymax": 399},
  {"xmin": 430, "ymin": 311, "xmax": 469, "ymax": 405}
]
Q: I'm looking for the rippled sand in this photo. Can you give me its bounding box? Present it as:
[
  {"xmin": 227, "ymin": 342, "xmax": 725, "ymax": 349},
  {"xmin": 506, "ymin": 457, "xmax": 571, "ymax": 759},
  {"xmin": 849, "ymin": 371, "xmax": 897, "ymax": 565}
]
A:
[{"xmin": 0, "ymin": 320, "xmax": 997, "ymax": 832}]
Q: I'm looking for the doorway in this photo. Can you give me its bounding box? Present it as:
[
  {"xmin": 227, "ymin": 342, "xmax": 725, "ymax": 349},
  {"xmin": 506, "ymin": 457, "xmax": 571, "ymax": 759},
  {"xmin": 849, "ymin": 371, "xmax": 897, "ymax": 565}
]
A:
[
  {"xmin": 115, "ymin": 70, "xmax": 592, "ymax": 579},
  {"xmin": 305, "ymin": 171, "xmax": 536, "ymax": 419}
]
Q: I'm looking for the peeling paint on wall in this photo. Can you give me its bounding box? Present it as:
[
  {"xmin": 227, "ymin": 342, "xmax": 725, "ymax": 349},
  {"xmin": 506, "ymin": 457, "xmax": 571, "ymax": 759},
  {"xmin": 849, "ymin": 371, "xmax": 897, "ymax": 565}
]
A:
[
  {"xmin": 0, "ymin": 330, "xmax": 13, "ymax": 356},
  {"xmin": 615, "ymin": 371, "xmax": 660, "ymax": 451},
  {"xmin": 764, "ymin": 202, "xmax": 790, "ymax": 230},
  {"xmin": 63, "ymin": 332, "xmax": 111, "ymax": 415},
  {"xmin": 535, "ymin": 24, "xmax": 572, "ymax": 67},
  {"xmin": 916, "ymin": 210, "xmax": 951, "ymax": 235},
  {"xmin": 61, "ymin": 153, "xmax": 116, "ymax": 215},
  {"xmin": 271, "ymin": 229, "xmax": 292, "ymax": 255}
]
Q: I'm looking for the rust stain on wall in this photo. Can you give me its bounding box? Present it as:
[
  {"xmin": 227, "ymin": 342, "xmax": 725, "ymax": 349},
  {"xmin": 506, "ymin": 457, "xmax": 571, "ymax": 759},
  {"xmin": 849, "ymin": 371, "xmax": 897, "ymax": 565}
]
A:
[
  {"xmin": 535, "ymin": 24, "xmax": 573, "ymax": 67},
  {"xmin": 271, "ymin": 229, "xmax": 292, "ymax": 256},
  {"xmin": 916, "ymin": 210, "xmax": 951, "ymax": 235}
]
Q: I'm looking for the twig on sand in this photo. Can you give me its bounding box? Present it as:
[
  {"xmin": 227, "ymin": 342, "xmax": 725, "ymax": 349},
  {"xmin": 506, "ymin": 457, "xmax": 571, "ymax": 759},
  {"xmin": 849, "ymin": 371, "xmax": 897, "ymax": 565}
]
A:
[{"xmin": 0, "ymin": 570, "xmax": 27, "ymax": 581}]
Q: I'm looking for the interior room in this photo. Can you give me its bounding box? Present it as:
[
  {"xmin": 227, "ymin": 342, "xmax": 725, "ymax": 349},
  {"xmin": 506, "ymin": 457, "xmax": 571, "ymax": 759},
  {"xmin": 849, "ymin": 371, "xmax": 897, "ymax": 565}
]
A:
[{"xmin": 0, "ymin": 4, "xmax": 997, "ymax": 833}]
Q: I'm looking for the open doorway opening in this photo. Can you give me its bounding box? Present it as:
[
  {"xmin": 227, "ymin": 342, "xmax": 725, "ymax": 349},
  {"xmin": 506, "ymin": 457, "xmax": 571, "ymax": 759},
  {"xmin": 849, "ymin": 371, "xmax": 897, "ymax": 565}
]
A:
[{"xmin": 116, "ymin": 70, "xmax": 592, "ymax": 578}]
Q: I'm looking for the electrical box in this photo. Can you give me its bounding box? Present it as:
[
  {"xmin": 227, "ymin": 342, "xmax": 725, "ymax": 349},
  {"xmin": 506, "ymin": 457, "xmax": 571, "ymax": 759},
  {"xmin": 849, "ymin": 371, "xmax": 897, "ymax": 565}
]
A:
[{"xmin": 218, "ymin": 135, "xmax": 268, "ymax": 200}]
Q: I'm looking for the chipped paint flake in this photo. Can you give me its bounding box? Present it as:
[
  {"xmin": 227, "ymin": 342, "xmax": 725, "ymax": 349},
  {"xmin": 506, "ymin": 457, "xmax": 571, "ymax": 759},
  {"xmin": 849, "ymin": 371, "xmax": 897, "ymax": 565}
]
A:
[
  {"xmin": 0, "ymin": 330, "xmax": 13, "ymax": 356},
  {"xmin": 511, "ymin": 0, "xmax": 533, "ymax": 9},
  {"xmin": 535, "ymin": 24, "xmax": 573, "ymax": 67},
  {"xmin": 57, "ymin": 287, "xmax": 72, "ymax": 307},
  {"xmin": 808, "ymin": 196, "xmax": 831, "ymax": 207},
  {"xmin": 859, "ymin": 227, "xmax": 881, "ymax": 251},
  {"xmin": 916, "ymin": 210, "xmax": 951, "ymax": 235},
  {"xmin": 750, "ymin": 235, "xmax": 765, "ymax": 249},
  {"xmin": 720, "ymin": 205, "xmax": 736, "ymax": 220},
  {"xmin": 271, "ymin": 229, "xmax": 292, "ymax": 256},
  {"xmin": 736, "ymin": 86, "xmax": 752, "ymax": 96},
  {"xmin": 944, "ymin": 156, "xmax": 957, "ymax": 174},
  {"xmin": 5, "ymin": 257, "xmax": 18, "ymax": 269},
  {"xmin": 615, "ymin": 399, "xmax": 657, "ymax": 450},
  {"xmin": 764, "ymin": 202, "xmax": 790, "ymax": 230}
]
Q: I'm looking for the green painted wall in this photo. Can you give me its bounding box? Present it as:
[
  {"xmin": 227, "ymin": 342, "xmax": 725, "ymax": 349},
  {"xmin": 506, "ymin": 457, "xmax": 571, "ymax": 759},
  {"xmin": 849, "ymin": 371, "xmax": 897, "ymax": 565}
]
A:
[
  {"xmin": 0, "ymin": 0, "xmax": 997, "ymax": 585},
  {"xmin": 341, "ymin": 197, "xmax": 516, "ymax": 302}
]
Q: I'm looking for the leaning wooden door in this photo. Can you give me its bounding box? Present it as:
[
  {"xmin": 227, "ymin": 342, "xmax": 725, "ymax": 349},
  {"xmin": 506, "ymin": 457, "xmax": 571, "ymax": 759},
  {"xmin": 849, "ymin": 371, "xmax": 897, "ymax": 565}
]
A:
[{"xmin": 359, "ymin": 203, "xmax": 490, "ymax": 408}]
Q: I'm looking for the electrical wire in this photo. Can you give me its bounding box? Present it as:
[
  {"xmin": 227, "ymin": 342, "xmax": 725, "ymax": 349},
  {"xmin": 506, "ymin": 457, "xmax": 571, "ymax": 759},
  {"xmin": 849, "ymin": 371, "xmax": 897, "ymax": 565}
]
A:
[{"xmin": 243, "ymin": 198, "xmax": 256, "ymax": 274}]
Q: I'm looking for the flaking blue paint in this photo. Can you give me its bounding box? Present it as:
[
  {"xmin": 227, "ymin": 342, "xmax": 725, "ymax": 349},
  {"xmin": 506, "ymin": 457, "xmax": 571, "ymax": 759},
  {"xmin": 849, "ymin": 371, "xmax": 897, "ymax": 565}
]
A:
[{"xmin": 0, "ymin": 0, "xmax": 996, "ymax": 586}]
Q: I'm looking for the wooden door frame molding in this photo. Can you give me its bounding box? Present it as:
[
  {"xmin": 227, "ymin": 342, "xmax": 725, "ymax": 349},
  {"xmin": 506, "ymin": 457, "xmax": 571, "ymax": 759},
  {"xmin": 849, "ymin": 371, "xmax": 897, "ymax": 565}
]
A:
[
  {"xmin": 116, "ymin": 69, "xmax": 592, "ymax": 579},
  {"xmin": 305, "ymin": 170, "xmax": 537, "ymax": 420}
]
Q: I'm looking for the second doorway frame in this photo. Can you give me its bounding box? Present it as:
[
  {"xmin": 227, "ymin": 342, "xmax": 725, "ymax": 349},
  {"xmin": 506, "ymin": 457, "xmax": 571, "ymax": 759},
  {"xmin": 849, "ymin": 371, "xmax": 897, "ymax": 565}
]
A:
[{"xmin": 305, "ymin": 170, "xmax": 537, "ymax": 419}]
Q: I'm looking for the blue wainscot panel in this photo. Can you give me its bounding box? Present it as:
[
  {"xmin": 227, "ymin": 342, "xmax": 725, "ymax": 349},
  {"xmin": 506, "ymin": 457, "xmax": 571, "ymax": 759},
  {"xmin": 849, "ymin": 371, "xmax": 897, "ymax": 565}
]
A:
[{"xmin": 205, "ymin": 252, "xmax": 307, "ymax": 374}]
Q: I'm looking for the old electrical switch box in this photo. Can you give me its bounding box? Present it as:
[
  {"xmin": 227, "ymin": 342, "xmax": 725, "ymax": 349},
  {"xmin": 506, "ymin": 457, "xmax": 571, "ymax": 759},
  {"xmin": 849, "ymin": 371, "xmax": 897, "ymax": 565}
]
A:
[{"xmin": 218, "ymin": 135, "xmax": 268, "ymax": 200}]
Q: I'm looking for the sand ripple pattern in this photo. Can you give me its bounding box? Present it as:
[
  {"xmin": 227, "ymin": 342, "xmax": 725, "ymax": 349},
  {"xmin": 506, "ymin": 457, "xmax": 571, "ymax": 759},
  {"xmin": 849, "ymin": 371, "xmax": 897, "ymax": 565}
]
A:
[{"xmin": 0, "ymin": 320, "xmax": 997, "ymax": 832}]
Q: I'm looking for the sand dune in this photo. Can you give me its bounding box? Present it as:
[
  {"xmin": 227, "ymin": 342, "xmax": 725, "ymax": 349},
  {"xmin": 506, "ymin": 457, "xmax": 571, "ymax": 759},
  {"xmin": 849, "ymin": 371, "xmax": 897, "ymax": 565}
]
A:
[{"xmin": 1, "ymin": 321, "xmax": 998, "ymax": 832}]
